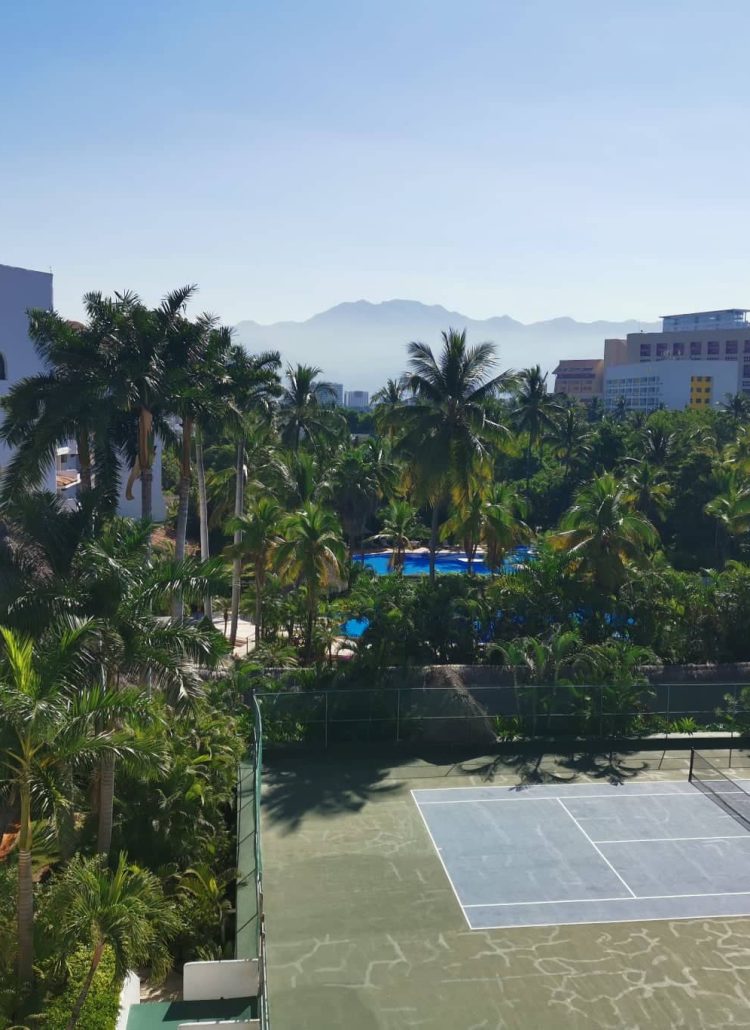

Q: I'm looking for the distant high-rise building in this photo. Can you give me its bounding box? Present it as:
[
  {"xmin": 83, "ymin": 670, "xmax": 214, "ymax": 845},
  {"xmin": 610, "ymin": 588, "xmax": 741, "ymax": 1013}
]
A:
[
  {"xmin": 319, "ymin": 382, "xmax": 344, "ymax": 405},
  {"xmin": 345, "ymin": 390, "xmax": 369, "ymax": 410},
  {"xmin": 552, "ymin": 359, "xmax": 604, "ymax": 401}
]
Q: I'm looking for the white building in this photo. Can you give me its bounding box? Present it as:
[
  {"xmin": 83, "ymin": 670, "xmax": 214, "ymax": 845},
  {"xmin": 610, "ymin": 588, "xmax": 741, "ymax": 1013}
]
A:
[
  {"xmin": 602, "ymin": 309, "xmax": 750, "ymax": 412},
  {"xmin": 0, "ymin": 262, "xmax": 164, "ymax": 519},
  {"xmin": 319, "ymin": 382, "xmax": 344, "ymax": 406}
]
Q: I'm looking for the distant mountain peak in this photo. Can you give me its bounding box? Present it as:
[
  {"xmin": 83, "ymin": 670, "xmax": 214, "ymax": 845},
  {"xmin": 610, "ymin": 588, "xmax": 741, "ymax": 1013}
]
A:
[{"xmin": 233, "ymin": 299, "xmax": 659, "ymax": 392}]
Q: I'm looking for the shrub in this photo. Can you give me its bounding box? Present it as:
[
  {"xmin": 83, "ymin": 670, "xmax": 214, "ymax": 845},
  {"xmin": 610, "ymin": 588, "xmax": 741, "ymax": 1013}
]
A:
[{"xmin": 42, "ymin": 947, "xmax": 121, "ymax": 1030}]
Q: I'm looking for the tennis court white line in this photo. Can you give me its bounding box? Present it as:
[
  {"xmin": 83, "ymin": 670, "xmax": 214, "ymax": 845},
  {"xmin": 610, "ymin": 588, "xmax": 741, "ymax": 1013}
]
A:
[
  {"xmin": 467, "ymin": 910, "xmax": 750, "ymax": 932},
  {"xmin": 557, "ymin": 798, "xmax": 637, "ymax": 898},
  {"xmin": 411, "ymin": 791, "xmax": 473, "ymax": 930},
  {"xmin": 464, "ymin": 889, "xmax": 750, "ymax": 909},
  {"xmin": 416, "ymin": 792, "xmax": 715, "ymax": 805},
  {"xmin": 413, "ymin": 777, "xmax": 750, "ymax": 794},
  {"xmin": 594, "ymin": 834, "xmax": 750, "ymax": 844}
]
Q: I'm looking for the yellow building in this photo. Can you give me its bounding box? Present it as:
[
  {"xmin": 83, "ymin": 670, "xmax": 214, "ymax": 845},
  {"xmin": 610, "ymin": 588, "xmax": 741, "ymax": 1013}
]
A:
[{"xmin": 689, "ymin": 375, "xmax": 713, "ymax": 408}]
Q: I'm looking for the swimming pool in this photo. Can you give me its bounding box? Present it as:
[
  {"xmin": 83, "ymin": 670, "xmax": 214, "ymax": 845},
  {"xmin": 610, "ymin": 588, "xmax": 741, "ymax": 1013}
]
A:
[{"xmin": 354, "ymin": 546, "xmax": 532, "ymax": 577}]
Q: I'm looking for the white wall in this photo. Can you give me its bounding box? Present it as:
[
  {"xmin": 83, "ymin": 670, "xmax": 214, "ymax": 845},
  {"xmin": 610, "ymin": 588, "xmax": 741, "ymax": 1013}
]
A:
[
  {"xmin": 178, "ymin": 1021, "xmax": 259, "ymax": 1029},
  {"xmin": 0, "ymin": 263, "xmax": 55, "ymax": 490},
  {"xmin": 604, "ymin": 358, "xmax": 739, "ymax": 411},
  {"xmin": 116, "ymin": 971, "xmax": 140, "ymax": 1030},
  {"xmin": 116, "ymin": 441, "xmax": 166, "ymax": 522},
  {"xmin": 183, "ymin": 958, "xmax": 259, "ymax": 1001}
]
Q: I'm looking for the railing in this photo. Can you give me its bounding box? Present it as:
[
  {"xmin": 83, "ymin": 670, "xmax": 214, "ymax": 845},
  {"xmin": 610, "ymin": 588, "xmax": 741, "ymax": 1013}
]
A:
[
  {"xmin": 256, "ymin": 681, "xmax": 750, "ymax": 748},
  {"xmin": 235, "ymin": 694, "xmax": 270, "ymax": 1027},
  {"xmin": 252, "ymin": 693, "xmax": 270, "ymax": 1028}
]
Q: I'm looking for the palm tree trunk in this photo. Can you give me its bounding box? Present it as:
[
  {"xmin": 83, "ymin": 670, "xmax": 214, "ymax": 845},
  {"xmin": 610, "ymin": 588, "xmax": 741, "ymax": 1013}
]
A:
[
  {"xmin": 195, "ymin": 425, "xmax": 213, "ymax": 621},
  {"xmin": 305, "ymin": 599, "xmax": 315, "ymax": 663},
  {"xmin": 429, "ymin": 504, "xmax": 440, "ymax": 582},
  {"xmin": 17, "ymin": 781, "xmax": 33, "ymax": 984},
  {"xmin": 138, "ymin": 406, "xmax": 155, "ymax": 523},
  {"xmin": 97, "ymin": 751, "xmax": 115, "ymax": 856},
  {"xmin": 254, "ymin": 560, "xmax": 263, "ymax": 643},
  {"xmin": 229, "ymin": 437, "xmax": 245, "ymax": 646},
  {"xmin": 172, "ymin": 415, "xmax": 193, "ymax": 618},
  {"xmin": 65, "ymin": 939, "xmax": 105, "ymax": 1030},
  {"xmin": 77, "ymin": 430, "xmax": 92, "ymax": 493}
]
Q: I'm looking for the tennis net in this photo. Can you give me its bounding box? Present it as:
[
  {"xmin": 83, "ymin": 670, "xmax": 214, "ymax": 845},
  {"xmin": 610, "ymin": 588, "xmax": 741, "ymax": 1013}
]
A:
[{"xmin": 689, "ymin": 749, "xmax": 750, "ymax": 831}]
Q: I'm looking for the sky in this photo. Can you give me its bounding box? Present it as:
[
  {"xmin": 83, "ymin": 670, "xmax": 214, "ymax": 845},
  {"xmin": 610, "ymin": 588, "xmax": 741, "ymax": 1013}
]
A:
[{"xmin": 3, "ymin": 0, "xmax": 750, "ymax": 327}]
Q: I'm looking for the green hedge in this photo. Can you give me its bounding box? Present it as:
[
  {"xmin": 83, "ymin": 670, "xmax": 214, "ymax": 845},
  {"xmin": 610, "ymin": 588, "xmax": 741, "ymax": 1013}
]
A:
[{"xmin": 43, "ymin": 947, "xmax": 121, "ymax": 1030}]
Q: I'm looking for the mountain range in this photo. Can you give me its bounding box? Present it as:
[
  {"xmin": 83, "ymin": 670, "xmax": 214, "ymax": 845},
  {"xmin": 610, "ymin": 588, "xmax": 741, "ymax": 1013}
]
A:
[{"xmin": 233, "ymin": 300, "xmax": 659, "ymax": 394}]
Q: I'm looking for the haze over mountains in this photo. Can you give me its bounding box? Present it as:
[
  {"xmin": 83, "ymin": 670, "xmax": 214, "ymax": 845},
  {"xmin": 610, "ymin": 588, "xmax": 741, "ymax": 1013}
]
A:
[{"xmin": 234, "ymin": 300, "xmax": 659, "ymax": 393}]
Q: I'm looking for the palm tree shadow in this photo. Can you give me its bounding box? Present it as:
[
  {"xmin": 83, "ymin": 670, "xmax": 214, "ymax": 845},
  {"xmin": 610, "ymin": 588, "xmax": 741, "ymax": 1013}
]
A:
[
  {"xmin": 262, "ymin": 753, "xmax": 404, "ymax": 833},
  {"xmin": 472, "ymin": 748, "xmax": 651, "ymax": 787}
]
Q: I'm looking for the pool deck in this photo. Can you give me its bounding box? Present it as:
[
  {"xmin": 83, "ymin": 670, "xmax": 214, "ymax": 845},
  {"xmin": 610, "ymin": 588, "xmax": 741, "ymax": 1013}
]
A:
[{"xmin": 262, "ymin": 746, "xmax": 750, "ymax": 1029}]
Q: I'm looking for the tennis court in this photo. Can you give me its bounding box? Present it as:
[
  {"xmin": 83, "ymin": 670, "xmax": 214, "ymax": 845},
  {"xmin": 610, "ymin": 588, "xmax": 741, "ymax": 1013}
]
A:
[{"xmin": 413, "ymin": 753, "xmax": 750, "ymax": 930}]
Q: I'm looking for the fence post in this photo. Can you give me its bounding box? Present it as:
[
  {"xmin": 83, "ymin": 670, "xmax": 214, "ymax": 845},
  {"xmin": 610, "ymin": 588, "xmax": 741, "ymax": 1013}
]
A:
[
  {"xmin": 598, "ymin": 684, "xmax": 603, "ymax": 739},
  {"xmin": 396, "ymin": 688, "xmax": 401, "ymax": 743},
  {"xmin": 324, "ymin": 691, "xmax": 329, "ymax": 749},
  {"xmin": 666, "ymin": 682, "xmax": 671, "ymax": 735}
]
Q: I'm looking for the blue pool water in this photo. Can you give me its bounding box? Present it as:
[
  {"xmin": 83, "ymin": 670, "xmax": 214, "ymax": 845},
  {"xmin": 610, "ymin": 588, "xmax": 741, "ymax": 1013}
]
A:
[{"xmin": 354, "ymin": 546, "xmax": 531, "ymax": 577}]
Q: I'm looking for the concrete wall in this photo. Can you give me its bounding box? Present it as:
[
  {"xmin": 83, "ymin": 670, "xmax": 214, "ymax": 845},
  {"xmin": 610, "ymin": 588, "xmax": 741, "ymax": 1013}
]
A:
[
  {"xmin": 178, "ymin": 1021, "xmax": 259, "ymax": 1029},
  {"xmin": 116, "ymin": 971, "xmax": 140, "ymax": 1030},
  {"xmin": 0, "ymin": 263, "xmax": 55, "ymax": 490},
  {"xmin": 604, "ymin": 358, "xmax": 737, "ymax": 411},
  {"xmin": 183, "ymin": 958, "xmax": 259, "ymax": 1001}
]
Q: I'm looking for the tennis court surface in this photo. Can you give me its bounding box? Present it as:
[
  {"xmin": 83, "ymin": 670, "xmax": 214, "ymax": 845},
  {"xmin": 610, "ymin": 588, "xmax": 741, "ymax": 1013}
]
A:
[{"xmin": 414, "ymin": 774, "xmax": 750, "ymax": 930}]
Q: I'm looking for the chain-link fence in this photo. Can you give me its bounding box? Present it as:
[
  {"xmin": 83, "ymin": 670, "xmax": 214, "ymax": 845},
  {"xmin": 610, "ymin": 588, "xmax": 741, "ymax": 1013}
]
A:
[{"xmin": 256, "ymin": 681, "xmax": 750, "ymax": 748}]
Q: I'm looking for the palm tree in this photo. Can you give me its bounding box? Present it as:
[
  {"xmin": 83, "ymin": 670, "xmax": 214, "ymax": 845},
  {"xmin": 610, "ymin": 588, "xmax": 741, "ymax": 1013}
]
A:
[
  {"xmin": 371, "ymin": 378, "xmax": 406, "ymax": 439},
  {"xmin": 481, "ymin": 483, "xmax": 531, "ymax": 573},
  {"xmin": 721, "ymin": 392, "xmax": 750, "ymax": 424},
  {"xmin": 0, "ymin": 308, "xmax": 119, "ymax": 512},
  {"xmin": 388, "ymin": 329, "xmax": 516, "ymax": 580},
  {"xmin": 725, "ymin": 425, "xmax": 750, "ymax": 475},
  {"xmin": 275, "ymin": 503, "xmax": 346, "ymax": 662},
  {"xmin": 98, "ymin": 287, "xmax": 197, "ymax": 523},
  {"xmin": 552, "ymin": 473, "xmax": 659, "ymax": 592},
  {"xmin": 705, "ymin": 472, "xmax": 750, "ymax": 563},
  {"xmin": 441, "ymin": 491, "xmax": 484, "ymax": 572},
  {"xmin": 225, "ymin": 496, "xmax": 283, "ymax": 642},
  {"xmin": 512, "ymin": 366, "xmax": 561, "ymax": 486},
  {"xmin": 225, "ymin": 347, "xmax": 282, "ymax": 645},
  {"xmin": 330, "ymin": 441, "xmax": 395, "ymax": 557},
  {"xmin": 166, "ymin": 314, "xmax": 233, "ymax": 611},
  {"xmin": 624, "ymin": 462, "xmax": 671, "ymax": 526},
  {"xmin": 278, "ymin": 364, "xmax": 342, "ymax": 451},
  {"xmin": 545, "ymin": 404, "xmax": 591, "ymax": 478},
  {"xmin": 0, "ymin": 619, "xmax": 142, "ymax": 983},
  {"xmin": 47, "ymin": 852, "xmax": 180, "ymax": 1029},
  {"xmin": 641, "ymin": 425, "xmax": 674, "ymax": 467},
  {"xmin": 368, "ymin": 499, "xmax": 423, "ymax": 569}
]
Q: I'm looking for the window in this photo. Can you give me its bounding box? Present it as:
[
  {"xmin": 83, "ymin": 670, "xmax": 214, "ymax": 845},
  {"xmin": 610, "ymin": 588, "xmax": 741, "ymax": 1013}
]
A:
[
  {"xmin": 745, "ymin": 341, "xmax": 750, "ymax": 354},
  {"xmin": 640, "ymin": 343, "xmax": 651, "ymax": 358},
  {"xmin": 656, "ymin": 342, "xmax": 668, "ymax": 358},
  {"xmin": 690, "ymin": 342, "xmax": 702, "ymax": 358},
  {"xmin": 673, "ymin": 341, "xmax": 685, "ymax": 357},
  {"xmin": 707, "ymin": 341, "xmax": 719, "ymax": 356},
  {"xmin": 0, "ymin": 353, "xmax": 5, "ymax": 380},
  {"xmin": 726, "ymin": 341, "xmax": 738, "ymax": 356}
]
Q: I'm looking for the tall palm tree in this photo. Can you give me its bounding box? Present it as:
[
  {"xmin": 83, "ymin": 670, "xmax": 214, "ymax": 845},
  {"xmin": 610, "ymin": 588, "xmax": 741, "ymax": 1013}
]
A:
[
  {"xmin": 278, "ymin": 364, "xmax": 341, "ymax": 451},
  {"xmin": 371, "ymin": 378, "xmax": 406, "ymax": 439},
  {"xmin": 225, "ymin": 496, "xmax": 283, "ymax": 642},
  {"xmin": 388, "ymin": 329, "xmax": 516, "ymax": 579},
  {"xmin": 166, "ymin": 314, "xmax": 233, "ymax": 606},
  {"xmin": 641, "ymin": 425, "xmax": 674, "ymax": 468},
  {"xmin": 552, "ymin": 473, "xmax": 659, "ymax": 592},
  {"xmin": 47, "ymin": 852, "xmax": 180, "ymax": 1029},
  {"xmin": 512, "ymin": 366, "xmax": 561, "ymax": 487},
  {"xmin": 225, "ymin": 347, "xmax": 281, "ymax": 645},
  {"xmin": 0, "ymin": 619, "xmax": 142, "ymax": 984},
  {"xmin": 275, "ymin": 502, "xmax": 346, "ymax": 662},
  {"xmin": 624, "ymin": 462, "xmax": 671, "ymax": 526},
  {"xmin": 725, "ymin": 424, "xmax": 750, "ymax": 475},
  {"xmin": 480, "ymin": 483, "xmax": 531, "ymax": 573}
]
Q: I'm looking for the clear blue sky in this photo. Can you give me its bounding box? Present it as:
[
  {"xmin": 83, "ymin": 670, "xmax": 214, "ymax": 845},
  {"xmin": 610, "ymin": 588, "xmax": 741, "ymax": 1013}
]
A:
[{"xmin": 3, "ymin": 0, "xmax": 750, "ymax": 326}]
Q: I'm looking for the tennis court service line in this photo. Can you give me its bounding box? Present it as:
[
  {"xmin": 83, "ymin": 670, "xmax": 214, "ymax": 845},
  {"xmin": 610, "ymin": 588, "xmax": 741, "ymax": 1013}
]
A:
[
  {"xmin": 556, "ymin": 797, "xmax": 637, "ymax": 898},
  {"xmin": 592, "ymin": 834, "xmax": 750, "ymax": 844},
  {"xmin": 416, "ymin": 792, "xmax": 718, "ymax": 805},
  {"xmin": 463, "ymin": 889, "xmax": 750, "ymax": 909}
]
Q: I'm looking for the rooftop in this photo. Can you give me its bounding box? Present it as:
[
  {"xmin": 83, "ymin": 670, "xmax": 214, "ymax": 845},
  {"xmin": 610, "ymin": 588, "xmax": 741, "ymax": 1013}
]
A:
[{"xmin": 126, "ymin": 997, "xmax": 256, "ymax": 1028}]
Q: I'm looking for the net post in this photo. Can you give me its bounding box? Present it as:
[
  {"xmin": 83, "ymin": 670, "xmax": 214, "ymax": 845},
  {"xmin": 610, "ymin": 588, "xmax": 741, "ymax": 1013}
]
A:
[{"xmin": 688, "ymin": 747, "xmax": 695, "ymax": 782}]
